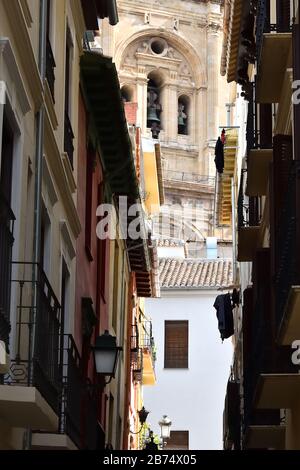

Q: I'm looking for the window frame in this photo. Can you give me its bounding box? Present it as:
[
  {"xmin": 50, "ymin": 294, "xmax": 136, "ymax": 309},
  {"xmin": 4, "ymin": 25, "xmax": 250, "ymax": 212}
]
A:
[{"xmin": 164, "ymin": 320, "xmax": 189, "ymax": 369}]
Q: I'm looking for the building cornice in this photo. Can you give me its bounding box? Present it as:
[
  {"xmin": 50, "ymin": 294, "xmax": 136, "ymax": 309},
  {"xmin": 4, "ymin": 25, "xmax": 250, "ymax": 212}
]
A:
[
  {"xmin": 3, "ymin": 0, "xmax": 43, "ymax": 111},
  {"xmin": 44, "ymin": 112, "xmax": 81, "ymax": 238}
]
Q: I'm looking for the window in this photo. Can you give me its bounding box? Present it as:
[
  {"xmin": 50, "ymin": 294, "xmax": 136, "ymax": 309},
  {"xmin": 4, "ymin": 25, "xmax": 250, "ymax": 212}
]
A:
[
  {"xmin": 40, "ymin": 205, "xmax": 51, "ymax": 276},
  {"xmin": 165, "ymin": 431, "xmax": 189, "ymax": 450},
  {"xmin": 61, "ymin": 258, "xmax": 70, "ymax": 335},
  {"xmin": 97, "ymin": 181, "xmax": 106, "ymax": 300},
  {"xmin": 64, "ymin": 25, "xmax": 74, "ymax": 166},
  {"xmin": 164, "ymin": 320, "xmax": 188, "ymax": 368},
  {"xmin": 107, "ymin": 393, "xmax": 114, "ymax": 448},
  {"xmin": 112, "ymin": 242, "xmax": 119, "ymax": 332},
  {"xmin": 0, "ymin": 111, "xmax": 14, "ymax": 204},
  {"xmin": 147, "ymin": 71, "xmax": 163, "ymax": 137},
  {"xmin": 46, "ymin": 0, "xmax": 55, "ymax": 101},
  {"xmin": 121, "ymin": 85, "xmax": 133, "ymax": 103},
  {"xmin": 85, "ymin": 146, "xmax": 95, "ymax": 260},
  {"xmin": 178, "ymin": 95, "xmax": 190, "ymax": 135}
]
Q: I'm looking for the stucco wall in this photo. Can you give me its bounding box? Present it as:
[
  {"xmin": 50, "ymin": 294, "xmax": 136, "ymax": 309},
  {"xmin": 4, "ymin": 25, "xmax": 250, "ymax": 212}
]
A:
[{"xmin": 144, "ymin": 289, "xmax": 233, "ymax": 450}]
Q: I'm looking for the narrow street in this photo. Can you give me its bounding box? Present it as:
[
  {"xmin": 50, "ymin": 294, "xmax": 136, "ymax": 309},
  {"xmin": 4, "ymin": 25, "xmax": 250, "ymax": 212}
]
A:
[{"xmin": 0, "ymin": 0, "xmax": 299, "ymax": 458}]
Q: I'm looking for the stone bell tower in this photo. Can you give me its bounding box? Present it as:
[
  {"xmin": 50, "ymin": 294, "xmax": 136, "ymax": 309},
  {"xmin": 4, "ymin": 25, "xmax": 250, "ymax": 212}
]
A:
[{"xmin": 99, "ymin": 0, "xmax": 230, "ymax": 252}]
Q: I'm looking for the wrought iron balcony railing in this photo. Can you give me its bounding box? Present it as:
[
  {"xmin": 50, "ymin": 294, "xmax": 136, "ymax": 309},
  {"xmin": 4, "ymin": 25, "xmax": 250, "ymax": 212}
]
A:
[
  {"xmin": 223, "ymin": 379, "xmax": 240, "ymax": 450},
  {"xmin": 274, "ymin": 161, "xmax": 300, "ymax": 335},
  {"xmin": 256, "ymin": 0, "xmax": 293, "ymax": 66},
  {"xmin": 246, "ymin": 82, "xmax": 273, "ymax": 155},
  {"xmin": 243, "ymin": 288, "xmax": 282, "ymax": 434},
  {"xmin": 4, "ymin": 262, "xmax": 62, "ymax": 415},
  {"xmin": 238, "ymin": 170, "xmax": 262, "ymax": 229},
  {"xmin": 141, "ymin": 320, "xmax": 156, "ymax": 366},
  {"xmin": 0, "ymin": 192, "xmax": 15, "ymax": 354},
  {"xmin": 60, "ymin": 334, "xmax": 83, "ymax": 448},
  {"xmin": 64, "ymin": 112, "xmax": 74, "ymax": 168},
  {"xmin": 163, "ymin": 170, "xmax": 215, "ymax": 187},
  {"xmin": 46, "ymin": 37, "xmax": 56, "ymax": 102},
  {"xmin": 243, "ymin": 250, "xmax": 298, "ymax": 435}
]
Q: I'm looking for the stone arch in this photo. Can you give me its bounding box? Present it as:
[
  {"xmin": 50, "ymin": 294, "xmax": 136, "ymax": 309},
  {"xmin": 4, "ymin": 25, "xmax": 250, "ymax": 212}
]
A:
[
  {"xmin": 115, "ymin": 28, "xmax": 207, "ymax": 88},
  {"xmin": 152, "ymin": 211, "xmax": 205, "ymax": 242}
]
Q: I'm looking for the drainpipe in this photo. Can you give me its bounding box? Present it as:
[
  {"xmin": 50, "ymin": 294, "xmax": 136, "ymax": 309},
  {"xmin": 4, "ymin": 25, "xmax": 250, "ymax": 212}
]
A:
[{"xmin": 24, "ymin": 0, "xmax": 47, "ymax": 450}]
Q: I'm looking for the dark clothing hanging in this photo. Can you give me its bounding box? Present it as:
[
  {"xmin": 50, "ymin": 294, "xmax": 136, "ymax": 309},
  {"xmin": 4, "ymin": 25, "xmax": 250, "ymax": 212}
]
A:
[
  {"xmin": 214, "ymin": 137, "xmax": 224, "ymax": 174},
  {"xmin": 213, "ymin": 293, "xmax": 234, "ymax": 341}
]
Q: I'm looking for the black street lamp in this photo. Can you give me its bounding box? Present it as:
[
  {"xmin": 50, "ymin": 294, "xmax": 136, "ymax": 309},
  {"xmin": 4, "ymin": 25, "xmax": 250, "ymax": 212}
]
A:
[{"xmin": 92, "ymin": 330, "xmax": 122, "ymax": 384}]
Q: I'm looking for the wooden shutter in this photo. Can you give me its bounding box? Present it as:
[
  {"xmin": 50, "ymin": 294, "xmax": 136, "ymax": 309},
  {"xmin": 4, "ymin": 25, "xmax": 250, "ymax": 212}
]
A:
[
  {"xmin": 293, "ymin": 24, "xmax": 300, "ymax": 160},
  {"xmin": 259, "ymin": 104, "xmax": 272, "ymax": 149},
  {"xmin": 164, "ymin": 320, "xmax": 188, "ymax": 368},
  {"xmin": 165, "ymin": 431, "xmax": 189, "ymax": 450},
  {"xmin": 270, "ymin": 135, "xmax": 293, "ymax": 277}
]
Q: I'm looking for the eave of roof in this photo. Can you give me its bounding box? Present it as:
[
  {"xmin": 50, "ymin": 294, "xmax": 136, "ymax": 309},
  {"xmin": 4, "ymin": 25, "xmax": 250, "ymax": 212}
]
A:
[
  {"xmin": 81, "ymin": 0, "xmax": 119, "ymax": 30},
  {"xmin": 81, "ymin": 51, "xmax": 139, "ymax": 200}
]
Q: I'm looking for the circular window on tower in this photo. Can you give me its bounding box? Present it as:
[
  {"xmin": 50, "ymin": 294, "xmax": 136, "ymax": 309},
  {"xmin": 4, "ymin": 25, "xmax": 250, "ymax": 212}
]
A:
[{"xmin": 150, "ymin": 38, "xmax": 168, "ymax": 56}]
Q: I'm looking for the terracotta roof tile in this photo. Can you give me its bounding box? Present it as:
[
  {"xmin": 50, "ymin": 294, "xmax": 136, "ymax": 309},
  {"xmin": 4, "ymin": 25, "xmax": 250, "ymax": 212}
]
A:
[{"xmin": 159, "ymin": 258, "xmax": 233, "ymax": 289}]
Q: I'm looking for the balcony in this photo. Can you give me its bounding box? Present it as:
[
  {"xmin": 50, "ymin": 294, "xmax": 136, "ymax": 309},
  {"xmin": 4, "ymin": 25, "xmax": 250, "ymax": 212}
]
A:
[
  {"xmin": 141, "ymin": 321, "xmax": 156, "ymax": 386},
  {"xmin": 243, "ymin": 249, "xmax": 300, "ymax": 416},
  {"xmin": 237, "ymin": 170, "xmax": 260, "ymax": 261},
  {"xmin": 242, "ymin": 274, "xmax": 287, "ymax": 450},
  {"xmin": 131, "ymin": 324, "xmax": 143, "ymax": 383},
  {"xmin": 1, "ymin": 262, "xmax": 61, "ymax": 430},
  {"xmin": 0, "ymin": 192, "xmax": 15, "ymax": 362},
  {"xmin": 46, "ymin": 37, "xmax": 56, "ymax": 103},
  {"xmin": 64, "ymin": 112, "xmax": 74, "ymax": 169},
  {"xmin": 32, "ymin": 335, "xmax": 82, "ymax": 450},
  {"xmin": 274, "ymin": 161, "xmax": 300, "ymax": 345},
  {"xmin": 223, "ymin": 379, "xmax": 240, "ymax": 450},
  {"xmin": 246, "ymin": 149, "xmax": 273, "ymax": 196},
  {"xmin": 256, "ymin": 0, "xmax": 292, "ymax": 103}
]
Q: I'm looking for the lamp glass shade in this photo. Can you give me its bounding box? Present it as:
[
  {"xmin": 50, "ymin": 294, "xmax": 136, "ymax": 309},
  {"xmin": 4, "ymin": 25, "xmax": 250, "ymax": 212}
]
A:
[
  {"xmin": 92, "ymin": 330, "xmax": 122, "ymax": 377},
  {"xmin": 94, "ymin": 349, "xmax": 117, "ymax": 376},
  {"xmin": 159, "ymin": 415, "xmax": 172, "ymax": 439}
]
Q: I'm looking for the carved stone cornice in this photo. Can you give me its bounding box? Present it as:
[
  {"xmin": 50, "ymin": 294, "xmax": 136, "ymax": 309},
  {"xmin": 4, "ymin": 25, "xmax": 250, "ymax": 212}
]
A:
[{"xmin": 3, "ymin": 0, "xmax": 43, "ymax": 111}]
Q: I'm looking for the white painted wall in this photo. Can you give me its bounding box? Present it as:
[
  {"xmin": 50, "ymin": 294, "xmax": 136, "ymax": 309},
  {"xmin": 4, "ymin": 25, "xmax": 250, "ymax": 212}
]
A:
[{"xmin": 144, "ymin": 289, "xmax": 233, "ymax": 450}]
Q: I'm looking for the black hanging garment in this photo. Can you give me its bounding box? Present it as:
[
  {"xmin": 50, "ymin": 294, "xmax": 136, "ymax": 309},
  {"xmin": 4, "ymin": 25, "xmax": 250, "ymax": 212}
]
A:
[
  {"xmin": 213, "ymin": 293, "xmax": 234, "ymax": 341},
  {"xmin": 214, "ymin": 137, "xmax": 224, "ymax": 174}
]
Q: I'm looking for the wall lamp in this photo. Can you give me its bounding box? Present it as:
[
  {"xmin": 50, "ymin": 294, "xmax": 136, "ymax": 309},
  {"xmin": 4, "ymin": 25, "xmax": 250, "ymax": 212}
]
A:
[
  {"xmin": 130, "ymin": 406, "xmax": 150, "ymax": 434},
  {"xmin": 159, "ymin": 415, "xmax": 172, "ymax": 449},
  {"xmin": 92, "ymin": 330, "xmax": 122, "ymax": 385}
]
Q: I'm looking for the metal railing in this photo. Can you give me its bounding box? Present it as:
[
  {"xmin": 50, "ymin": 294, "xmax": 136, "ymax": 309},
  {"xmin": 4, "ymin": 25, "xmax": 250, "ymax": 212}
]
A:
[
  {"xmin": 0, "ymin": 192, "xmax": 15, "ymax": 353},
  {"xmin": 141, "ymin": 320, "xmax": 156, "ymax": 366},
  {"xmin": 256, "ymin": 0, "xmax": 293, "ymax": 66},
  {"xmin": 4, "ymin": 262, "xmax": 62, "ymax": 415},
  {"xmin": 131, "ymin": 323, "xmax": 143, "ymax": 382},
  {"xmin": 64, "ymin": 112, "xmax": 74, "ymax": 168},
  {"xmin": 274, "ymin": 161, "xmax": 300, "ymax": 335},
  {"xmin": 246, "ymin": 82, "xmax": 273, "ymax": 154},
  {"xmin": 238, "ymin": 170, "xmax": 261, "ymax": 228},
  {"xmin": 46, "ymin": 37, "xmax": 56, "ymax": 102},
  {"xmin": 85, "ymin": 385, "xmax": 99, "ymax": 450},
  {"xmin": 163, "ymin": 170, "xmax": 215, "ymax": 186},
  {"xmin": 223, "ymin": 379, "xmax": 240, "ymax": 450},
  {"xmin": 60, "ymin": 334, "xmax": 83, "ymax": 449},
  {"xmin": 243, "ymin": 289, "xmax": 281, "ymax": 434}
]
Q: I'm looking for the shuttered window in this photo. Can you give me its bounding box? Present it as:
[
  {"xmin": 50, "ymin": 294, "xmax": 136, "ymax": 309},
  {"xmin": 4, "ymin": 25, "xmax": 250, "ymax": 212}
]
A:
[
  {"xmin": 165, "ymin": 431, "xmax": 189, "ymax": 450},
  {"xmin": 164, "ymin": 320, "xmax": 188, "ymax": 368}
]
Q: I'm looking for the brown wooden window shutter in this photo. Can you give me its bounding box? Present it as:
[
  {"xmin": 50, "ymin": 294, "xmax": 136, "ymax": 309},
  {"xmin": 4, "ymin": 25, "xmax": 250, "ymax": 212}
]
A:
[
  {"xmin": 165, "ymin": 431, "xmax": 189, "ymax": 450},
  {"xmin": 164, "ymin": 320, "xmax": 188, "ymax": 368}
]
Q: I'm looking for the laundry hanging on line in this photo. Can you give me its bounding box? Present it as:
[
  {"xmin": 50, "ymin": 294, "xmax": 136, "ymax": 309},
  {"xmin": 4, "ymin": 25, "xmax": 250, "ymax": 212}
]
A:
[
  {"xmin": 214, "ymin": 128, "xmax": 226, "ymax": 174},
  {"xmin": 213, "ymin": 292, "xmax": 234, "ymax": 342}
]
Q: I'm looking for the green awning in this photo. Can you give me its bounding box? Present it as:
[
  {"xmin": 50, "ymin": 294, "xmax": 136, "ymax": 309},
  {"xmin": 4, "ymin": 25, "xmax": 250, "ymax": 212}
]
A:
[{"xmin": 81, "ymin": 52, "xmax": 139, "ymax": 200}]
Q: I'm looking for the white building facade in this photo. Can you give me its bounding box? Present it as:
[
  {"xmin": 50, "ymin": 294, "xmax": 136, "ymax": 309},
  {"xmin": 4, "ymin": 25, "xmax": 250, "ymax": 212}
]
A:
[{"xmin": 144, "ymin": 255, "xmax": 234, "ymax": 450}]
